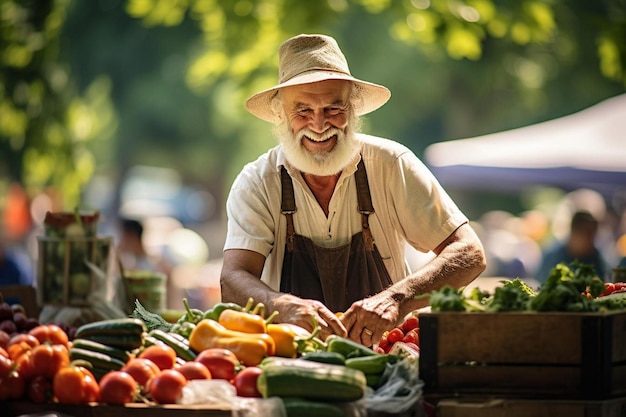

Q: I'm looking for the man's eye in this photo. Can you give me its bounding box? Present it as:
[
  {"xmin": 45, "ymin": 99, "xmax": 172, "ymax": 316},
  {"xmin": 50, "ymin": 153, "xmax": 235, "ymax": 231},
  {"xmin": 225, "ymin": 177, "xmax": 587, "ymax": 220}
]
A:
[{"xmin": 327, "ymin": 107, "xmax": 342, "ymax": 116}]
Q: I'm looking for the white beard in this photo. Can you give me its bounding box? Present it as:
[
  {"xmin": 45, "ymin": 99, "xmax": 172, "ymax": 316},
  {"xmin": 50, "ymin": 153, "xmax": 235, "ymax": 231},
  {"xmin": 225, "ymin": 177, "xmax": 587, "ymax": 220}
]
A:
[{"xmin": 273, "ymin": 113, "xmax": 362, "ymax": 176}]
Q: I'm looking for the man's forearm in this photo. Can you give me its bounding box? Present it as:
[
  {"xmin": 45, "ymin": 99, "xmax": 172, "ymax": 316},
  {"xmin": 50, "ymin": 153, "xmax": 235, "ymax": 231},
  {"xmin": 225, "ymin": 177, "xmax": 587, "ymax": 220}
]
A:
[{"xmin": 388, "ymin": 240, "xmax": 486, "ymax": 317}]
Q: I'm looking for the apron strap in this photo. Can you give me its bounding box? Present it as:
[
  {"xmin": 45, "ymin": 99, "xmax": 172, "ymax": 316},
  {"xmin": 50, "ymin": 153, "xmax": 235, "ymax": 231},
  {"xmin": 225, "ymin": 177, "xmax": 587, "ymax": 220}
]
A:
[
  {"xmin": 280, "ymin": 166, "xmax": 296, "ymax": 251},
  {"xmin": 355, "ymin": 159, "xmax": 375, "ymax": 251}
]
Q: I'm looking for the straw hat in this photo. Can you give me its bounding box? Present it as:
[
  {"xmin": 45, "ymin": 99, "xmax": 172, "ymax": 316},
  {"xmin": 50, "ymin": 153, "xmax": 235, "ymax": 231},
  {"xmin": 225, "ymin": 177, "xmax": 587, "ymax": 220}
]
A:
[{"xmin": 245, "ymin": 34, "xmax": 391, "ymax": 123}]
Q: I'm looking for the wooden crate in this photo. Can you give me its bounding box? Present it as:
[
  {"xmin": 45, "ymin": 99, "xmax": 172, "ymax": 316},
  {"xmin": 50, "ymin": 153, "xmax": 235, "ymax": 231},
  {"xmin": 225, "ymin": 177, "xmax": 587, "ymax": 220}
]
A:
[
  {"xmin": 436, "ymin": 396, "xmax": 626, "ymax": 417},
  {"xmin": 4, "ymin": 401, "xmax": 231, "ymax": 417},
  {"xmin": 36, "ymin": 236, "xmax": 112, "ymax": 306},
  {"xmin": 419, "ymin": 311, "xmax": 626, "ymax": 399}
]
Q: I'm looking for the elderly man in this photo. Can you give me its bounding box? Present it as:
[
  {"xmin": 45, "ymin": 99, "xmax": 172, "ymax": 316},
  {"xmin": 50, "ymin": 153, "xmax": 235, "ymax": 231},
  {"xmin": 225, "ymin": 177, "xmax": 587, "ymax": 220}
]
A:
[{"xmin": 220, "ymin": 34, "xmax": 486, "ymax": 344}]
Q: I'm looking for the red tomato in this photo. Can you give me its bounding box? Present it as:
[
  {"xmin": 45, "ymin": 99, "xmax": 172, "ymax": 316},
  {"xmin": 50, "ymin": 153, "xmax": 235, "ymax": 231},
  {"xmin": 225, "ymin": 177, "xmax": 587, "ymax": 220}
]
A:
[
  {"xmin": 195, "ymin": 348, "xmax": 239, "ymax": 381},
  {"xmin": 14, "ymin": 349, "xmax": 36, "ymax": 381},
  {"xmin": 30, "ymin": 343, "xmax": 70, "ymax": 379},
  {"xmin": 0, "ymin": 354, "xmax": 12, "ymax": 375},
  {"xmin": 402, "ymin": 329, "xmax": 419, "ymax": 346},
  {"xmin": 121, "ymin": 357, "xmax": 161, "ymax": 393},
  {"xmin": 177, "ymin": 361, "xmax": 212, "ymax": 381},
  {"xmin": 401, "ymin": 316, "xmax": 419, "ymax": 333},
  {"xmin": 29, "ymin": 324, "xmax": 69, "ymax": 348},
  {"xmin": 0, "ymin": 368, "xmax": 25, "ymax": 400},
  {"xmin": 0, "ymin": 330, "xmax": 9, "ymax": 350},
  {"xmin": 377, "ymin": 336, "xmax": 390, "ymax": 350},
  {"xmin": 7, "ymin": 333, "xmax": 39, "ymax": 360},
  {"xmin": 138, "ymin": 344, "xmax": 177, "ymax": 370},
  {"xmin": 148, "ymin": 368, "xmax": 186, "ymax": 404},
  {"xmin": 53, "ymin": 365, "xmax": 100, "ymax": 404},
  {"xmin": 27, "ymin": 375, "xmax": 54, "ymax": 403},
  {"xmin": 99, "ymin": 371, "xmax": 138, "ymax": 405},
  {"xmin": 387, "ymin": 328, "xmax": 404, "ymax": 344},
  {"xmin": 233, "ymin": 367, "xmax": 263, "ymax": 398}
]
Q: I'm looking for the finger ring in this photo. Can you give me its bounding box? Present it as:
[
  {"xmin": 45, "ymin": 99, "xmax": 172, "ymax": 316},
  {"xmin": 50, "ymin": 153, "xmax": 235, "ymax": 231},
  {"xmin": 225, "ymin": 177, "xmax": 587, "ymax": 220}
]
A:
[{"xmin": 363, "ymin": 328, "xmax": 373, "ymax": 336}]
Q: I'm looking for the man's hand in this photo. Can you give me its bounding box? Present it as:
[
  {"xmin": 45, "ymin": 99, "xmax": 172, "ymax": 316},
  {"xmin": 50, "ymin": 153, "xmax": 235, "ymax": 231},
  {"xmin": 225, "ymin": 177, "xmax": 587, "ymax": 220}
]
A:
[
  {"xmin": 339, "ymin": 291, "xmax": 400, "ymax": 347},
  {"xmin": 270, "ymin": 293, "xmax": 348, "ymax": 340}
]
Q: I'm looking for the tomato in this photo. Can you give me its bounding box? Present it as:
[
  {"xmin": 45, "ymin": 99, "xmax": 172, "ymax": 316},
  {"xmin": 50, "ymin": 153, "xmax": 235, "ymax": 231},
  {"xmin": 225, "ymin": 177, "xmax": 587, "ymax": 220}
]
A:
[
  {"xmin": 233, "ymin": 367, "xmax": 263, "ymax": 398},
  {"xmin": 53, "ymin": 365, "xmax": 100, "ymax": 404},
  {"xmin": 29, "ymin": 324, "xmax": 69, "ymax": 347},
  {"xmin": 121, "ymin": 357, "xmax": 161, "ymax": 393},
  {"xmin": 377, "ymin": 336, "xmax": 390, "ymax": 350},
  {"xmin": 14, "ymin": 349, "xmax": 36, "ymax": 381},
  {"xmin": 138, "ymin": 344, "xmax": 177, "ymax": 370},
  {"xmin": 99, "ymin": 371, "xmax": 138, "ymax": 405},
  {"xmin": 7, "ymin": 333, "xmax": 39, "ymax": 360},
  {"xmin": 402, "ymin": 329, "xmax": 419, "ymax": 346},
  {"xmin": 401, "ymin": 316, "xmax": 419, "ymax": 333},
  {"xmin": 30, "ymin": 343, "xmax": 70, "ymax": 379},
  {"xmin": 386, "ymin": 328, "xmax": 404, "ymax": 344},
  {"xmin": 0, "ymin": 330, "xmax": 9, "ymax": 350},
  {"xmin": 0, "ymin": 353, "xmax": 13, "ymax": 377},
  {"xmin": 148, "ymin": 368, "xmax": 186, "ymax": 404},
  {"xmin": 195, "ymin": 348, "xmax": 239, "ymax": 381},
  {"xmin": 27, "ymin": 375, "xmax": 54, "ymax": 403},
  {"xmin": 0, "ymin": 368, "xmax": 25, "ymax": 400},
  {"xmin": 176, "ymin": 361, "xmax": 212, "ymax": 381}
]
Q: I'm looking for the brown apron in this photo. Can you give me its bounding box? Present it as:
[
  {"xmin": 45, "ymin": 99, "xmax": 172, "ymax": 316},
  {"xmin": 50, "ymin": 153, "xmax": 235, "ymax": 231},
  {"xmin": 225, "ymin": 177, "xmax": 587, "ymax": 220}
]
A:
[{"xmin": 279, "ymin": 159, "xmax": 393, "ymax": 313}]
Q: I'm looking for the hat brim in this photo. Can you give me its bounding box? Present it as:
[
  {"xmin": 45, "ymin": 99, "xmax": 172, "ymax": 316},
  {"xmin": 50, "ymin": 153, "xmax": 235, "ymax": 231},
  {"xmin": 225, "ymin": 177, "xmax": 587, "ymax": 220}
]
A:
[{"xmin": 245, "ymin": 70, "xmax": 391, "ymax": 123}]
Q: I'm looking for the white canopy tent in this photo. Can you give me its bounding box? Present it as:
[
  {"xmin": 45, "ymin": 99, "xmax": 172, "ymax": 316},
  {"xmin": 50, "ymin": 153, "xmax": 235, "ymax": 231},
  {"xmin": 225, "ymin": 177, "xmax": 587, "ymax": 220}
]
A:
[{"xmin": 424, "ymin": 94, "xmax": 626, "ymax": 196}]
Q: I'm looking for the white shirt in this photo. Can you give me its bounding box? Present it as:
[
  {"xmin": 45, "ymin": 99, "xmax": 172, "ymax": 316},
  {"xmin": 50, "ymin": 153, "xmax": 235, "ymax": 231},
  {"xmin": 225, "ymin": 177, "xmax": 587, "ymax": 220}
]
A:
[{"xmin": 224, "ymin": 133, "xmax": 468, "ymax": 291}]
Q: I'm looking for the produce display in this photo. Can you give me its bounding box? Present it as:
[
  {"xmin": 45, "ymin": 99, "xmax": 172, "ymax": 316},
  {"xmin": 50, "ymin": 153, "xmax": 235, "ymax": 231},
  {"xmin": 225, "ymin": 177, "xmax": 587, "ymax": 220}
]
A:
[
  {"xmin": 424, "ymin": 261, "xmax": 626, "ymax": 313},
  {"xmin": 0, "ymin": 294, "xmax": 420, "ymax": 416}
]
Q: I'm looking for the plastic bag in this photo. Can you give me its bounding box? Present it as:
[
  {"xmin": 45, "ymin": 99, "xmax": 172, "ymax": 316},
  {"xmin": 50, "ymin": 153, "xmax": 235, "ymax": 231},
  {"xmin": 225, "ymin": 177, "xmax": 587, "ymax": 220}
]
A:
[
  {"xmin": 179, "ymin": 380, "xmax": 286, "ymax": 417},
  {"xmin": 362, "ymin": 345, "xmax": 424, "ymax": 416}
]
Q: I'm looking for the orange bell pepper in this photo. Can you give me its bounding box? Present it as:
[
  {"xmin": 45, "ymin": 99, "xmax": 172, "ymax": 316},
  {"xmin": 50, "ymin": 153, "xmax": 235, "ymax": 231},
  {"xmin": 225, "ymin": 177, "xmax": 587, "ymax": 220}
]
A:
[
  {"xmin": 189, "ymin": 319, "xmax": 275, "ymax": 366},
  {"xmin": 266, "ymin": 323, "xmax": 297, "ymax": 358}
]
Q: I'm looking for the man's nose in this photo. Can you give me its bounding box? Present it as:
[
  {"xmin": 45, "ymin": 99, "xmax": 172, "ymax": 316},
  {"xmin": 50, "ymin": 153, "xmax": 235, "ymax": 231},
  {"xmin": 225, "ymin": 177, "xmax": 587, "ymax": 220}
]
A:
[{"xmin": 309, "ymin": 111, "xmax": 329, "ymax": 132}]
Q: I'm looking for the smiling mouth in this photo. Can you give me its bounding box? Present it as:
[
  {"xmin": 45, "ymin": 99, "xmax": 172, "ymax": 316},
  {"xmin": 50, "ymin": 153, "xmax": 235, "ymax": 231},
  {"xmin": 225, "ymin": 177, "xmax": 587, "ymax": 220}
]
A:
[{"xmin": 304, "ymin": 134, "xmax": 336, "ymax": 143}]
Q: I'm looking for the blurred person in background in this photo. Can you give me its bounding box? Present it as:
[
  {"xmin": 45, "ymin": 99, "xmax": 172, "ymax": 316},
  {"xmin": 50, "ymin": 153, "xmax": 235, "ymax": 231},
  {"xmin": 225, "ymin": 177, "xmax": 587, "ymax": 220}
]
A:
[
  {"xmin": 535, "ymin": 210, "xmax": 609, "ymax": 283},
  {"xmin": 0, "ymin": 234, "xmax": 34, "ymax": 286},
  {"xmin": 116, "ymin": 217, "xmax": 158, "ymax": 271}
]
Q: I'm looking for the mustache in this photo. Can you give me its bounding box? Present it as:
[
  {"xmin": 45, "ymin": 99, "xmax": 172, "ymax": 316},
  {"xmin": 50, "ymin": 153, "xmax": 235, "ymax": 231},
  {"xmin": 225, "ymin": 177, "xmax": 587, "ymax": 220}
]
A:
[{"xmin": 297, "ymin": 127, "xmax": 342, "ymax": 142}]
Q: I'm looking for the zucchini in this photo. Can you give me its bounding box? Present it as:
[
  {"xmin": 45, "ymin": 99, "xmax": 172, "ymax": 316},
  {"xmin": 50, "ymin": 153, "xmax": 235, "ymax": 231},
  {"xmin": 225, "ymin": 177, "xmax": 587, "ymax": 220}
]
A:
[
  {"xmin": 149, "ymin": 329, "xmax": 197, "ymax": 361},
  {"xmin": 326, "ymin": 335, "xmax": 376, "ymax": 359},
  {"xmin": 345, "ymin": 354, "xmax": 397, "ymax": 374},
  {"xmin": 75, "ymin": 318, "xmax": 147, "ymax": 338},
  {"xmin": 257, "ymin": 358, "xmax": 366, "ymax": 402},
  {"xmin": 71, "ymin": 338, "xmax": 132, "ymax": 363},
  {"xmin": 69, "ymin": 347, "xmax": 127, "ymax": 372},
  {"xmin": 282, "ymin": 398, "xmax": 347, "ymax": 417},
  {"xmin": 300, "ymin": 351, "xmax": 346, "ymax": 366},
  {"xmin": 78, "ymin": 332, "xmax": 145, "ymax": 350}
]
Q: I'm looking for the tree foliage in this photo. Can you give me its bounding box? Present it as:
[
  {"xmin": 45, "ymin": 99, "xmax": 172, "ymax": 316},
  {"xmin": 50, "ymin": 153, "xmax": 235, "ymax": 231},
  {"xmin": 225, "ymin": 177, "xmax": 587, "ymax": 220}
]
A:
[{"xmin": 1, "ymin": 0, "xmax": 624, "ymax": 210}]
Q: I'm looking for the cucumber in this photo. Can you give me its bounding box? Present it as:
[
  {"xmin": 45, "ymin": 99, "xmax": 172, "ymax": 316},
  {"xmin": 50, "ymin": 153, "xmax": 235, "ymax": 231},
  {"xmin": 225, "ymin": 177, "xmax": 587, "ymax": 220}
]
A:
[
  {"xmin": 71, "ymin": 338, "xmax": 132, "ymax": 363},
  {"xmin": 149, "ymin": 329, "xmax": 197, "ymax": 361},
  {"xmin": 69, "ymin": 347, "xmax": 127, "ymax": 372},
  {"xmin": 326, "ymin": 335, "xmax": 376, "ymax": 359},
  {"xmin": 282, "ymin": 397, "xmax": 347, "ymax": 417},
  {"xmin": 300, "ymin": 351, "xmax": 346, "ymax": 366},
  {"xmin": 345, "ymin": 353, "xmax": 397, "ymax": 374},
  {"xmin": 257, "ymin": 358, "xmax": 366, "ymax": 402},
  {"xmin": 365, "ymin": 373, "xmax": 382, "ymax": 389},
  {"xmin": 75, "ymin": 318, "xmax": 147, "ymax": 338}
]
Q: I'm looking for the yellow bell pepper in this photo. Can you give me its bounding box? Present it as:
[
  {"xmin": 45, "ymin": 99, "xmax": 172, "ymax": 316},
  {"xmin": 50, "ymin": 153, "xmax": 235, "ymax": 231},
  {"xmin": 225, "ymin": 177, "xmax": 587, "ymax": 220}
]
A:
[
  {"xmin": 266, "ymin": 323, "xmax": 297, "ymax": 358},
  {"xmin": 218, "ymin": 309, "xmax": 267, "ymax": 334},
  {"xmin": 189, "ymin": 319, "xmax": 275, "ymax": 366}
]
